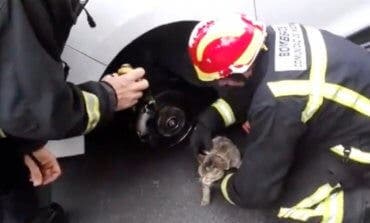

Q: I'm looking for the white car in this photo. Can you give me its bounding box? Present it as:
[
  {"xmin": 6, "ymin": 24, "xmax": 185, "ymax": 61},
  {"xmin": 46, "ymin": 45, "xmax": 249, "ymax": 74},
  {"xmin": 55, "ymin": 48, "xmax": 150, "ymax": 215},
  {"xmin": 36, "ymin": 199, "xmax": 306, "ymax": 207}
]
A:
[{"xmin": 51, "ymin": 0, "xmax": 370, "ymax": 156}]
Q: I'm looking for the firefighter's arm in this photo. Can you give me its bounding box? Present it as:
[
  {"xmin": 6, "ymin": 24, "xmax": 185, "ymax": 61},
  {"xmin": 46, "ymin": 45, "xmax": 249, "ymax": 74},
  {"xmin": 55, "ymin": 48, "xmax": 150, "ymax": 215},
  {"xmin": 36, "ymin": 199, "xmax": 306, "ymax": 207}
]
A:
[
  {"xmin": 2, "ymin": 70, "xmax": 149, "ymax": 140},
  {"xmin": 220, "ymin": 105, "xmax": 305, "ymax": 208},
  {"xmin": 190, "ymin": 97, "xmax": 237, "ymax": 155},
  {"xmin": 190, "ymin": 86, "xmax": 249, "ymax": 155},
  {"xmin": 0, "ymin": 0, "xmax": 149, "ymax": 140}
]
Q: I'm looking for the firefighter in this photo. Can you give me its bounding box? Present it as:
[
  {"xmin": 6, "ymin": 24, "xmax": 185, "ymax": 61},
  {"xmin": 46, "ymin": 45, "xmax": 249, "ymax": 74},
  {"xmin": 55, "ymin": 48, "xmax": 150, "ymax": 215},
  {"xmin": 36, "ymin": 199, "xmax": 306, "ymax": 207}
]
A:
[
  {"xmin": 0, "ymin": 0, "xmax": 149, "ymax": 222},
  {"xmin": 187, "ymin": 13, "xmax": 370, "ymax": 222}
]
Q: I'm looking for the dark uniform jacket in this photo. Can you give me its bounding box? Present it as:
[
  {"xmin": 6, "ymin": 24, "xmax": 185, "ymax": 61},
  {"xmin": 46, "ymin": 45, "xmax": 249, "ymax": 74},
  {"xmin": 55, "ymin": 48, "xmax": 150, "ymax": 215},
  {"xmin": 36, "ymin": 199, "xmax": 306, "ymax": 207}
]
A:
[
  {"xmin": 197, "ymin": 23, "xmax": 370, "ymax": 215},
  {"xmin": 0, "ymin": 0, "xmax": 116, "ymax": 152},
  {"xmin": 0, "ymin": 0, "xmax": 116, "ymax": 193}
]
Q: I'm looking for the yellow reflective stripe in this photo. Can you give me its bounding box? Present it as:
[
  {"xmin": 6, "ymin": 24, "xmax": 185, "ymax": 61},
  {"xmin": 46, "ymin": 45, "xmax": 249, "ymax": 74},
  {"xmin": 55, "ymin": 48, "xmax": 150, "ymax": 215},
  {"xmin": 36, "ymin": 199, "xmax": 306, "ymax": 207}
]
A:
[
  {"xmin": 301, "ymin": 26, "xmax": 327, "ymax": 123},
  {"xmin": 269, "ymin": 81, "xmax": 370, "ymax": 118},
  {"xmin": 294, "ymin": 183, "xmax": 340, "ymax": 208},
  {"xmin": 268, "ymin": 26, "xmax": 370, "ymax": 122},
  {"xmin": 278, "ymin": 207, "xmax": 322, "ymax": 221},
  {"xmin": 324, "ymin": 83, "xmax": 370, "ymax": 117},
  {"xmin": 278, "ymin": 183, "xmax": 342, "ymax": 222},
  {"xmin": 330, "ymin": 144, "xmax": 370, "ymax": 164},
  {"xmin": 0, "ymin": 128, "xmax": 6, "ymax": 138},
  {"xmin": 221, "ymin": 173, "xmax": 236, "ymax": 205},
  {"xmin": 322, "ymin": 190, "xmax": 344, "ymax": 223},
  {"xmin": 211, "ymin": 99, "xmax": 236, "ymax": 127},
  {"xmin": 267, "ymin": 80, "xmax": 311, "ymax": 97},
  {"xmin": 234, "ymin": 28, "xmax": 265, "ymax": 66},
  {"xmin": 81, "ymin": 91, "xmax": 101, "ymax": 134},
  {"xmin": 267, "ymin": 26, "xmax": 328, "ymax": 123},
  {"xmin": 195, "ymin": 66, "xmax": 220, "ymax": 82}
]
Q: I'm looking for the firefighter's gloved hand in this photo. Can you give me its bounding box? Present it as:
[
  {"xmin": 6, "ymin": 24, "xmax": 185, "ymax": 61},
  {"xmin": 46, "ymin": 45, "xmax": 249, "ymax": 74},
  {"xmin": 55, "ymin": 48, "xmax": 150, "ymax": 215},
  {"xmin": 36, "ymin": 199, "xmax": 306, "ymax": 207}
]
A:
[
  {"xmin": 190, "ymin": 105, "xmax": 225, "ymax": 155},
  {"xmin": 190, "ymin": 122, "xmax": 213, "ymax": 155}
]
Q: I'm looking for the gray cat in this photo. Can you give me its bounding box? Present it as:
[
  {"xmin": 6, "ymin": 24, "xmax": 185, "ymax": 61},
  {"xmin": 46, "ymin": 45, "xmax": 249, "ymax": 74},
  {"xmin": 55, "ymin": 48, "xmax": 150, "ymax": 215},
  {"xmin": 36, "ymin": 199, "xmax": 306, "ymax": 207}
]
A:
[{"xmin": 197, "ymin": 136, "xmax": 242, "ymax": 206}]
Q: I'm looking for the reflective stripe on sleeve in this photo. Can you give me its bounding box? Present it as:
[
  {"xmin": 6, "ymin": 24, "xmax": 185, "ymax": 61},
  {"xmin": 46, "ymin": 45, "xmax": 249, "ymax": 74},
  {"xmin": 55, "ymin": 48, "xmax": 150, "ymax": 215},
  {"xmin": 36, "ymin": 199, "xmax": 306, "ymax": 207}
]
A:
[
  {"xmin": 211, "ymin": 98, "xmax": 236, "ymax": 127},
  {"xmin": 324, "ymin": 84, "xmax": 370, "ymax": 117},
  {"xmin": 330, "ymin": 144, "xmax": 370, "ymax": 164},
  {"xmin": 82, "ymin": 91, "xmax": 101, "ymax": 134},
  {"xmin": 0, "ymin": 129, "xmax": 6, "ymax": 138},
  {"xmin": 221, "ymin": 173, "xmax": 236, "ymax": 205}
]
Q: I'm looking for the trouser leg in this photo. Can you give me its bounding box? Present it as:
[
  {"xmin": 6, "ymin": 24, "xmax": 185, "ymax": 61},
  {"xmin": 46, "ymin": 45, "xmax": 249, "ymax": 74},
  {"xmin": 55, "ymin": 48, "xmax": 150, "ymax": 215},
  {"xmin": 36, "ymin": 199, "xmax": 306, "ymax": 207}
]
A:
[
  {"xmin": 4, "ymin": 187, "xmax": 38, "ymax": 223},
  {"xmin": 0, "ymin": 140, "xmax": 39, "ymax": 222},
  {"xmin": 0, "ymin": 138, "xmax": 58, "ymax": 223},
  {"xmin": 275, "ymin": 145, "xmax": 370, "ymax": 223},
  {"xmin": 343, "ymin": 187, "xmax": 370, "ymax": 223}
]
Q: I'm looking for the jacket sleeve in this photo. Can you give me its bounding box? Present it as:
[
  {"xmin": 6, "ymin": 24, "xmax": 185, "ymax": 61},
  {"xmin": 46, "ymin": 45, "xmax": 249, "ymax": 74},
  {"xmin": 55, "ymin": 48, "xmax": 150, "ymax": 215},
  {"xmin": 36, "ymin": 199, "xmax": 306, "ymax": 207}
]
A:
[
  {"xmin": 0, "ymin": 0, "xmax": 116, "ymax": 141},
  {"xmin": 221, "ymin": 104, "xmax": 305, "ymax": 208},
  {"xmin": 198, "ymin": 85, "xmax": 252, "ymax": 132},
  {"xmin": 5, "ymin": 136, "xmax": 47, "ymax": 154}
]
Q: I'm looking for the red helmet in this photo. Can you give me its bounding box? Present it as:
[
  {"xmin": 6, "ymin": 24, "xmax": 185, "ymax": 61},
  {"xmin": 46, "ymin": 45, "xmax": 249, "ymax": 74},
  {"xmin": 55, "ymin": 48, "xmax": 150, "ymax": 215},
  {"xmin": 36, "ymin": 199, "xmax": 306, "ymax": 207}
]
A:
[{"xmin": 188, "ymin": 14, "xmax": 266, "ymax": 81}]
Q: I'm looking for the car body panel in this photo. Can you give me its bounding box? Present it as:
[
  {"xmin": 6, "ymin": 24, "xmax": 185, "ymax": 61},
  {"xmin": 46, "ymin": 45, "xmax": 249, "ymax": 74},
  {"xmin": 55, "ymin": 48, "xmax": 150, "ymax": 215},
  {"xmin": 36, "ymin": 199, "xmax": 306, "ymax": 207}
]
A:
[
  {"xmin": 257, "ymin": 0, "xmax": 370, "ymax": 36},
  {"xmin": 66, "ymin": 0, "xmax": 256, "ymax": 66},
  {"xmin": 52, "ymin": 0, "xmax": 370, "ymax": 157}
]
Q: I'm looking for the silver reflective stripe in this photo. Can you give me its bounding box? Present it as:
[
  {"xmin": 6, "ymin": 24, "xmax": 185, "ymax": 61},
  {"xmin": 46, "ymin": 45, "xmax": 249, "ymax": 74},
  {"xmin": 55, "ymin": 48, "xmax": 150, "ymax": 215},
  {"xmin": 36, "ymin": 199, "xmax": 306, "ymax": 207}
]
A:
[
  {"xmin": 81, "ymin": 91, "xmax": 101, "ymax": 134},
  {"xmin": 211, "ymin": 98, "xmax": 236, "ymax": 127},
  {"xmin": 330, "ymin": 144, "xmax": 370, "ymax": 164},
  {"xmin": 0, "ymin": 128, "xmax": 6, "ymax": 138}
]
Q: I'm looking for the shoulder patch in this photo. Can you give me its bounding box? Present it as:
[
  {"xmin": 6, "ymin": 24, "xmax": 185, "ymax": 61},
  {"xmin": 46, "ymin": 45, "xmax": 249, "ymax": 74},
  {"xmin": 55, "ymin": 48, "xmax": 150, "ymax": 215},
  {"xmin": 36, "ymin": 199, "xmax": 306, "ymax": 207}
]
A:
[{"xmin": 272, "ymin": 23, "xmax": 307, "ymax": 72}]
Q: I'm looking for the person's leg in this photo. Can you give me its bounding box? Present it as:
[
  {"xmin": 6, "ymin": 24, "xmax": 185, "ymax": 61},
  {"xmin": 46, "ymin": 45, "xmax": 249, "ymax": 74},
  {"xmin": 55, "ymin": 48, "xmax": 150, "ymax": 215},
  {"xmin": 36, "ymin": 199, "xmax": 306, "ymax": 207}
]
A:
[
  {"xmin": 0, "ymin": 138, "xmax": 67, "ymax": 223},
  {"xmin": 276, "ymin": 140, "xmax": 370, "ymax": 223},
  {"xmin": 343, "ymin": 187, "xmax": 370, "ymax": 223},
  {"xmin": 3, "ymin": 184, "xmax": 38, "ymax": 223},
  {"xmin": 0, "ymin": 139, "xmax": 39, "ymax": 222},
  {"xmin": 27, "ymin": 184, "xmax": 68, "ymax": 223}
]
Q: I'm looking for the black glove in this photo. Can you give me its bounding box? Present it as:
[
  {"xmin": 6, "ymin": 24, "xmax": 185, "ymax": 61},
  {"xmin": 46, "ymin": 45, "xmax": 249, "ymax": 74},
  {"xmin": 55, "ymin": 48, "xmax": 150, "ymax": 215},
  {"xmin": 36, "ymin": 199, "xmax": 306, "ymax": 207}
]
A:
[
  {"xmin": 190, "ymin": 105, "xmax": 226, "ymax": 155},
  {"xmin": 190, "ymin": 122, "xmax": 213, "ymax": 155}
]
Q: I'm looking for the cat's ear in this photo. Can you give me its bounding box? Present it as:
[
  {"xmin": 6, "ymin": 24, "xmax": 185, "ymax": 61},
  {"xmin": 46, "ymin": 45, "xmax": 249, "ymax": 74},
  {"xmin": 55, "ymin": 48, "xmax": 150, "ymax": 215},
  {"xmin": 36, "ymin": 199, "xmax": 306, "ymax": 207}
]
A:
[{"xmin": 197, "ymin": 154, "xmax": 206, "ymax": 163}]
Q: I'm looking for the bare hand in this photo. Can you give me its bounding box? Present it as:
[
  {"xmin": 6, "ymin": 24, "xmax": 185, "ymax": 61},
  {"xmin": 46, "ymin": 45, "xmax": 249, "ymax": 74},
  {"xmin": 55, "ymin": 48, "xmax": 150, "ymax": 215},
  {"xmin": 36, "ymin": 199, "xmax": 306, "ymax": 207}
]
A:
[
  {"xmin": 24, "ymin": 147, "xmax": 62, "ymax": 186},
  {"xmin": 101, "ymin": 67, "xmax": 149, "ymax": 111}
]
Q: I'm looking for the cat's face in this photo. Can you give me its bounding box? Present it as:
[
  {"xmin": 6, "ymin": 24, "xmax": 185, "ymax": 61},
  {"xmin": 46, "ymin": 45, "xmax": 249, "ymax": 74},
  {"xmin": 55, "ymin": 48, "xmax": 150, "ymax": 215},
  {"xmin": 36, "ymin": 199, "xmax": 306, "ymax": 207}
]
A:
[
  {"xmin": 198, "ymin": 155, "xmax": 227, "ymax": 185},
  {"xmin": 199, "ymin": 167, "xmax": 225, "ymax": 185}
]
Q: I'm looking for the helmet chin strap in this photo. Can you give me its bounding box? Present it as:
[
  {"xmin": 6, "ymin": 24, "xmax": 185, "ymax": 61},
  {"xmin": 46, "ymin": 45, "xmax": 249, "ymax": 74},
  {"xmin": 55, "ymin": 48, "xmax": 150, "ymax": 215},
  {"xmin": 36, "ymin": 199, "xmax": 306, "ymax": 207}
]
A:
[
  {"xmin": 217, "ymin": 78, "xmax": 246, "ymax": 87},
  {"xmin": 215, "ymin": 66, "xmax": 255, "ymax": 87},
  {"xmin": 243, "ymin": 67, "xmax": 254, "ymax": 79}
]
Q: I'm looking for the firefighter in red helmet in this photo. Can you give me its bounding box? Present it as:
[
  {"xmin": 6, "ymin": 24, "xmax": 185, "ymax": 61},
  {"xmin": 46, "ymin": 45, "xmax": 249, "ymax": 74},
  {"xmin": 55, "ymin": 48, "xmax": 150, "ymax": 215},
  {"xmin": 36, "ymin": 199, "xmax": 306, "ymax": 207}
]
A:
[{"xmin": 188, "ymin": 13, "xmax": 370, "ymax": 222}]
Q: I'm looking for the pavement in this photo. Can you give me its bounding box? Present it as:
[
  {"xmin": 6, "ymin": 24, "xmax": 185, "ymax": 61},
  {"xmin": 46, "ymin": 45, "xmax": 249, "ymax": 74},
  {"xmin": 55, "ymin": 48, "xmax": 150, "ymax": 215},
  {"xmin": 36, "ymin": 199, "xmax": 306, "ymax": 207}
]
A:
[{"xmin": 53, "ymin": 126, "xmax": 273, "ymax": 223}]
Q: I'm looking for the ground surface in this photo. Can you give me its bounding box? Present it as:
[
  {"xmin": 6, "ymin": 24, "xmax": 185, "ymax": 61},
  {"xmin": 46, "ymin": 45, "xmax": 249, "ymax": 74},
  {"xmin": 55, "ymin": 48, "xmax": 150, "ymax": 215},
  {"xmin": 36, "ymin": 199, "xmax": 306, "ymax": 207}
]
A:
[{"xmin": 53, "ymin": 128, "xmax": 274, "ymax": 223}]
